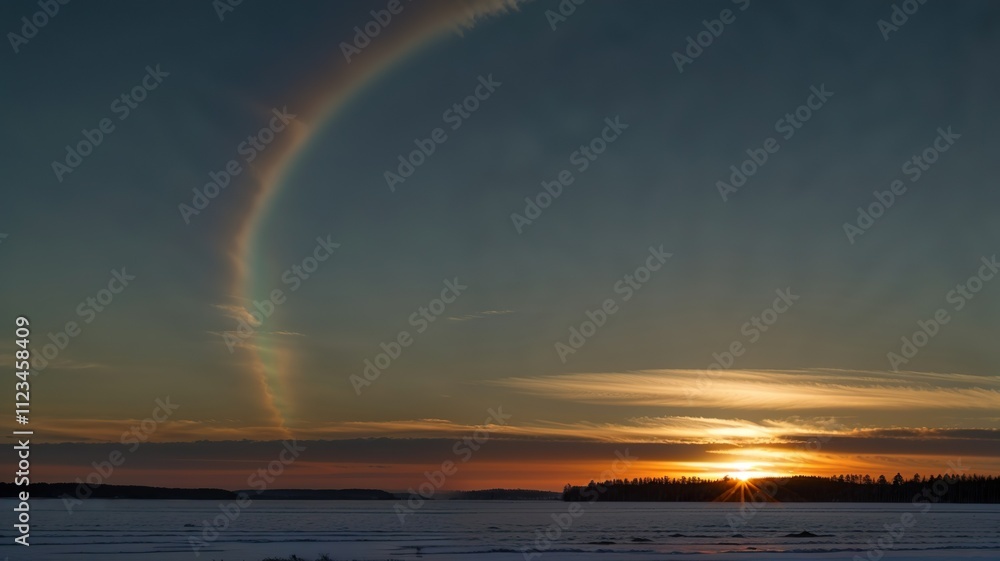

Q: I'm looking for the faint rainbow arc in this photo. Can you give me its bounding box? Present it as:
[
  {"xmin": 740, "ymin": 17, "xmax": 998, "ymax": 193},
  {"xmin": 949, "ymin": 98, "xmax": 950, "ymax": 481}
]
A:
[{"xmin": 229, "ymin": 2, "xmax": 525, "ymax": 432}]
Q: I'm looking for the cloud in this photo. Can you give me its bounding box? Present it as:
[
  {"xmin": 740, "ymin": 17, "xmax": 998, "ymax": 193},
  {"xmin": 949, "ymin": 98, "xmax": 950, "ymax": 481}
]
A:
[
  {"xmin": 15, "ymin": 433, "xmax": 1000, "ymax": 490},
  {"xmin": 20, "ymin": 418, "xmax": 293, "ymax": 444},
  {"xmin": 205, "ymin": 329, "xmax": 306, "ymax": 352},
  {"xmin": 441, "ymin": 0, "xmax": 531, "ymax": 30},
  {"xmin": 25, "ymin": 412, "xmax": 1000, "ymax": 449},
  {"xmin": 448, "ymin": 309, "xmax": 515, "ymax": 321},
  {"xmin": 212, "ymin": 303, "xmax": 253, "ymax": 323},
  {"xmin": 492, "ymin": 368, "xmax": 1000, "ymax": 410},
  {"xmin": 0, "ymin": 353, "xmax": 103, "ymax": 373}
]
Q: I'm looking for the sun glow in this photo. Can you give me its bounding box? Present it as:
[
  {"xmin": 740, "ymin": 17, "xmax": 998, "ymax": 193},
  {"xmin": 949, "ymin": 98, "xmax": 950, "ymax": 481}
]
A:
[{"xmin": 731, "ymin": 462, "xmax": 756, "ymax": 481}]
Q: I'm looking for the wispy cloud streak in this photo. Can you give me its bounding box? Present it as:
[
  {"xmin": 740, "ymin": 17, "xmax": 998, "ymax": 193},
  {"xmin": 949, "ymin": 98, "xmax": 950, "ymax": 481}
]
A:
[{"xmin": 493, "ymin": 369, "xmax": 1000, "ymax": 410}]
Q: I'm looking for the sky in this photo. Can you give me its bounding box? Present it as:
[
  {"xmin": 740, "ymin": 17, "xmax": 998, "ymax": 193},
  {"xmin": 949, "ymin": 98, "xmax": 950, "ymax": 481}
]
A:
[{"xmin": 1, "ymin": 0, "xmax": 999, "ymax": 491}]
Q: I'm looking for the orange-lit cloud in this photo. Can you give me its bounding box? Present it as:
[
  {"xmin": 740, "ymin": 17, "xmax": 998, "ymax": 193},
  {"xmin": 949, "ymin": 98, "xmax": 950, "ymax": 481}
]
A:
[
  {"xmin": 493, "ymin": 368, "xmax": 1000, "ymax": 410},
  {"xmin": 16, "ymin": 433, "xmax": 1000, "ymax": 491},
  {"xmin": 24, "ymin": 413, "xmax": 1000, "ymax": 446}
]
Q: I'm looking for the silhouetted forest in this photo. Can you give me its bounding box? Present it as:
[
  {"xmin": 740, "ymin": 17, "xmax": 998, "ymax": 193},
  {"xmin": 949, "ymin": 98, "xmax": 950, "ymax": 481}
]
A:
[{"xmin": 562, "ymin": 473, "xmax": 1000, "ymax": 503}]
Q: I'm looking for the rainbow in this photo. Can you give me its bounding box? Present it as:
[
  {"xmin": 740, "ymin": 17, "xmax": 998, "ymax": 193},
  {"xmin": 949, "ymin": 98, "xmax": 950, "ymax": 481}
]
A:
[{"xmin": 227, "ymin": 0, "xmax": 526, "ymax": 432}]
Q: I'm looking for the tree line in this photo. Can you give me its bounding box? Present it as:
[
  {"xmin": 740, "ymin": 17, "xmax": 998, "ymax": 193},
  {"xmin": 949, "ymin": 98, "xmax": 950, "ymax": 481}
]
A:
[{"xmin": 562, "ymin": 473, "xmax": 1000, "ymax": 503}]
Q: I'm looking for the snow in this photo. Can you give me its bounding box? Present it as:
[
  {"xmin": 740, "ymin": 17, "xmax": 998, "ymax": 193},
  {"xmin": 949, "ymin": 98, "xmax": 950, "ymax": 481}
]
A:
[{"xmin": 2, "ymin": 499, "xmax": 997, "ymax": 560}]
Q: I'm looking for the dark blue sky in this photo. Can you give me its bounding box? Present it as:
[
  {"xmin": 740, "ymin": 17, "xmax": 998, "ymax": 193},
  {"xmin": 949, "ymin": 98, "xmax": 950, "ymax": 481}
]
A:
[{"xmin": 2, "ymin": 0, "xmax": 999, "ymax": 487}]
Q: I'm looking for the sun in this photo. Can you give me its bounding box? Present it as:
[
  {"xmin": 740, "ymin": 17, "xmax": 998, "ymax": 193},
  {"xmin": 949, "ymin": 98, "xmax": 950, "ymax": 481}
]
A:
[{"xmin": 731, "ymin": 462, "xmax": 756, "ymax": 481}]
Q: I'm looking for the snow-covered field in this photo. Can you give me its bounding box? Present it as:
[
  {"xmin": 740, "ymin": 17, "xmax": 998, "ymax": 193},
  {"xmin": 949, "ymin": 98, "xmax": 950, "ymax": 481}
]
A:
[{"xmin": 2, "ymin": 499, "xmax": 998, "ymax": 560}]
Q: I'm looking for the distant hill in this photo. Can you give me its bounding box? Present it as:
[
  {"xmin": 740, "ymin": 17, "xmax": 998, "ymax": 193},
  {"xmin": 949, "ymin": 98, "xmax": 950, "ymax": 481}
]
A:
[
  {"xmin": 0, "ymin": 483, "xmax": 397, "ymax": 500},
  {"xmin": 0, "ymin": 483, "xmax": 555, "ymax": 501},
  {"xmin": 243, "ymin": 489, "xmax": 397, "ymax": 500},
  {"xmin": 0, "ymin": 483, "xmax": 237, "ymax": 500},
  {"xmin": 444, "ymin": 488, "xmax": 561, "ymax": 500}
]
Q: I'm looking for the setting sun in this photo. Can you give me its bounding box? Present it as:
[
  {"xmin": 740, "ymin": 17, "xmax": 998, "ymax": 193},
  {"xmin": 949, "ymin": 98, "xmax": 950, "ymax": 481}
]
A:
[{"xmin": 731, "ymin": 463, "xmax": 756, "ymax": 481}]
